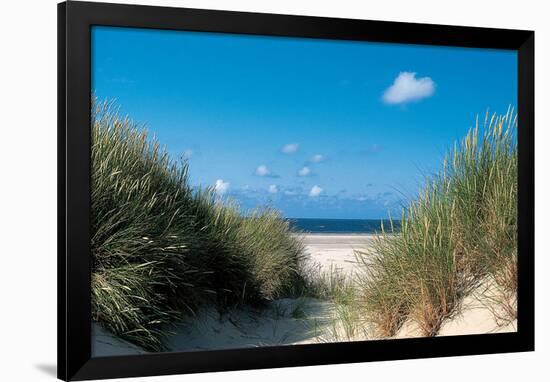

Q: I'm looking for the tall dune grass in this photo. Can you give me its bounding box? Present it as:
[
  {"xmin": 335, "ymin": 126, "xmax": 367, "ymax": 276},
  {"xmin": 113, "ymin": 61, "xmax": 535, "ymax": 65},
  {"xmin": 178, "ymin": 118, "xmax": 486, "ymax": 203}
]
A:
[
  {"xmin": 91, "ymin": 100, "xmax": 306, "ymax": 350},
  {"xmin": 356, "ymin": 110, "xmax": 517, "ymax": 337}
]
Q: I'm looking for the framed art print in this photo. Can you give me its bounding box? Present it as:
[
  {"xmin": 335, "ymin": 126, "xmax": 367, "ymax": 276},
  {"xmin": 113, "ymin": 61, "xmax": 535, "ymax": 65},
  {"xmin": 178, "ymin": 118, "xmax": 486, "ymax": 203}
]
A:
[{"xmin": 58, "ymin": 1, "xmax": 534, "ymax": 380}]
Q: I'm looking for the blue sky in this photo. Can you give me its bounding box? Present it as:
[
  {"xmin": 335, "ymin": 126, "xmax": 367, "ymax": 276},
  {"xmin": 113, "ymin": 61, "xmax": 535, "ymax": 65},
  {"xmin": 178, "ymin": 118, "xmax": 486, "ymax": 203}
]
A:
[{"xmin": 92, "ymin": 26, "xmax": 517, "ymax": 219}]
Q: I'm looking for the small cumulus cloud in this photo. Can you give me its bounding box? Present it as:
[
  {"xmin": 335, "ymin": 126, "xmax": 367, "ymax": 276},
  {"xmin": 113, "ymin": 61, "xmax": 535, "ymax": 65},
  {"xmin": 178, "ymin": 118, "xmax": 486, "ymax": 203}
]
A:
[
  {"xmin": 309, "ymin": 185, "xmax": 323, "ymax": 197},
  {"xmin": 310, "ymin": 154, "xmax": 324, "ymax": 163},
  {"xmin": 255, "ymin": 165, "xmax": 278, "ymax": 178},
  {"xmin": 268, "ymin": 184, "xmax": 278, "ymax": 194},
  {"xmin": 382, "ymin": 72, "xmax": 435, "ymax": 105},
  {"xmin": 214, "ymin": 179, "xmax": 230, "ymax": 195},
  {"xmin": 297, "ymin": 166, "xmax": 311, "ymax": 177},
  {"xmin": 281, "ymin": 143, "xmax": 299, "ymax": 154},
  {"xmin": 255, "ymin": 165, "xmax": 270, "ymax": 176}
]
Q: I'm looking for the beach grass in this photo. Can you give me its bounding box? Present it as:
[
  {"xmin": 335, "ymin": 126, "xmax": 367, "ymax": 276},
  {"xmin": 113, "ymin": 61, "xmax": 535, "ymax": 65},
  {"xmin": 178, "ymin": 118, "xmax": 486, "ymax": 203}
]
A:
[
  {"xmin": 91, "ymin": 100, "xmax": 307, "ymax": 350},
  {"xmin": 299, "ymin": 265, "xmax": 370, "ymax": 342},
  {"xmin": 91, "ymin": 98, "xmax": 518, "ymax": 349},
  {"xmin": 355, "ymin": 109, "xmax": 517, "ymax": 337}
]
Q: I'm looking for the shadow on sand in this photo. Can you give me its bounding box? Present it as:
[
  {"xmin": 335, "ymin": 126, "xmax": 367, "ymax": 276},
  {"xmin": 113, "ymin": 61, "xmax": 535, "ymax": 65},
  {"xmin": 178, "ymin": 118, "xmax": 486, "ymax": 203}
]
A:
[{"xmin": 163, "ymin": 297, "xmax": 337, "ymax": 352}]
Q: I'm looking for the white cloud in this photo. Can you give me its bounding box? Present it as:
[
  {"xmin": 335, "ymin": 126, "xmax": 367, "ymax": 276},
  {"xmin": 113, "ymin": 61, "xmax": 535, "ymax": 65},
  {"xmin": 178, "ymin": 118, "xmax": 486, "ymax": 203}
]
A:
[
  {"xmin": 182, "ymin": 149, "xmax": 193, "ymax": 158},
  {"xmin": 382, "ymin": 72, "xmax": 435, "ymax": 105},
  {"xmin": 298, "ymin": 166, "xmax": 311, "ymax": 177},
  {"xmin": 281, "ymin": 143, "xmax": 299, "ymax": 154},
  {"xmin": 268, "ymin": 184, "xmax": 278, "ymax": 194},
  {"xmin": 309, "ymin": 185, "xmax": 323, "ymax": 197},
  {"xmin": 255, "ymin": 165, "xmax": 271, "ymax": 177},
  {"xmin": 214, "ymin": 179, "xmax": 230, "ymax": 195},
  {"xmin": 310, "ymin": 154, "xmax": 324, "ymax": 163}
]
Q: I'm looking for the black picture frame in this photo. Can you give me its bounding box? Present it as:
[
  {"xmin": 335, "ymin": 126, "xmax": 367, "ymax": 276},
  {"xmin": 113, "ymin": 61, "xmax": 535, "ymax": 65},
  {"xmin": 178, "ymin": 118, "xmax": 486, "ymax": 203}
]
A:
[{"xmin": 57, "ymin": 1, "xmax": 535, "ymax": 380}]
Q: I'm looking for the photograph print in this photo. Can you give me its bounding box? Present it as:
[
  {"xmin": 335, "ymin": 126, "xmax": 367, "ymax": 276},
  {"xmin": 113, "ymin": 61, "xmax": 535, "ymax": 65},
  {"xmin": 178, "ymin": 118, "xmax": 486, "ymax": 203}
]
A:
[{"xmin": 90, "ymin": 26, "xmax": 518, "ymax": 356}]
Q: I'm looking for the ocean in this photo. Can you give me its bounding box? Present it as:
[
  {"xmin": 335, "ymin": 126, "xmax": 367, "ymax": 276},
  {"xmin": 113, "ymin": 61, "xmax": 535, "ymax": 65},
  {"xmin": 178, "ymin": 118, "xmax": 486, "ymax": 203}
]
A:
[{"xmin": 286, "ymin": 218, "xmax": 400, "ymax": 234}]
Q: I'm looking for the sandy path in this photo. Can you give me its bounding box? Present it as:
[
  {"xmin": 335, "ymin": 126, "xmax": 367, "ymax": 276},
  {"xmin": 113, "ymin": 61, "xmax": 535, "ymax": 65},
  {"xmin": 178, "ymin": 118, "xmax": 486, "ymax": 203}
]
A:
[
  {"xmin": 164, "ymin": 298, "xmax": 337, "ymax": 352},
  {"xmin": 161, "ymin": 235, "xmax": 378, "ymax": 352}
]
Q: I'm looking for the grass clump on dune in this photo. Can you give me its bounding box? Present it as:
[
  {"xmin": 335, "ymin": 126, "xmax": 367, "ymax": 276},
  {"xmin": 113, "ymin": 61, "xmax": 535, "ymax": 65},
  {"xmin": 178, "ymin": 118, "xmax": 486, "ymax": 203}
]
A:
[
  {"xmin": 190, "ymin": 194, "xmax": 307, "ymax": 304},
  {"xmin": 91, "ymin": 100, "xmax": 306, "ymax": 350},
  {"xmin": 356, "ymin": 109, "xmax": 517, "ymax": 337}
]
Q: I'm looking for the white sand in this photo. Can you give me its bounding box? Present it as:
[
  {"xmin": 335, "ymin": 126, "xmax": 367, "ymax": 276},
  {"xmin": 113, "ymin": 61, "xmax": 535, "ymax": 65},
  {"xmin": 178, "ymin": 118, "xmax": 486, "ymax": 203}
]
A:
[
  {"xmin": 301, "ymin": 234, "xmax": 376, "ymax": 273},
  {"xmin": 164, "ymin": 298, "xmax": 338, "ymax": 352},
  {"xmin": 438, "ymin": 289, "xmax": 517, "ymax": 336}
]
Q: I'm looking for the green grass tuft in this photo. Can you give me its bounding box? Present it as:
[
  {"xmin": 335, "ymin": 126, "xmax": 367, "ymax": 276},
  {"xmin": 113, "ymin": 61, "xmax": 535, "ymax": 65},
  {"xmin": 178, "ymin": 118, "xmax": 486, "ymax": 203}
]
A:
[
  {"xmin": 91, "ymin": 99, "xmax": 306, "ymax": 350},
  {"xmin": 355, "ymin": 109, "xmax": 518, "ymax": 337}
]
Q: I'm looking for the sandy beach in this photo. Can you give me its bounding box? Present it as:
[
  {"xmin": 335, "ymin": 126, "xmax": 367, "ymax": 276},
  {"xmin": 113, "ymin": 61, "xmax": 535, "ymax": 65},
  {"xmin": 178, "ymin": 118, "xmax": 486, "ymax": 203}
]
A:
[{"xmin": 301, "ymin": 233, "xmax": 377, "ymax": 273}]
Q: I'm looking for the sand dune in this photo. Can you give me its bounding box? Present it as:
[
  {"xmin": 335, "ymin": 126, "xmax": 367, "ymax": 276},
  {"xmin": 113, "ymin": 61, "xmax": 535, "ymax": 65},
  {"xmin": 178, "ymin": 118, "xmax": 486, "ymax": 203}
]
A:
[
  {"xmin": 395, "ymin": 285, "xmax": 517, "ymax": 338},
  {"xmin": 92, "ymin": 233, "xmax": 516, "ymax": 356}
]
